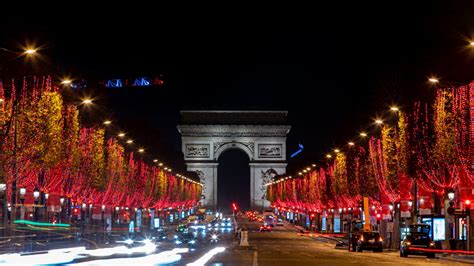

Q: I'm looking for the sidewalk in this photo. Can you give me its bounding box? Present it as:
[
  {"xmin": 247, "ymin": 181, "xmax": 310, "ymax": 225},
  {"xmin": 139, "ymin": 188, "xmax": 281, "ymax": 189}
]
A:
[{"xmin": 436, "ymin": 253, "xmax": 474, "ymax": 264}]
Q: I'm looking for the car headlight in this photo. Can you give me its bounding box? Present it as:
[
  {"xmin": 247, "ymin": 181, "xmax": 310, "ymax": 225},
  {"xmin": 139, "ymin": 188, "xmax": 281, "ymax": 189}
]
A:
[
  {"xmin": 175, "ymin": 240, "xmax": 182, "ymax": 244},
  {"xmin": 189, "ymin": 240, "xmax": 196, "ymax": 244},
  {"xmin": 430, "ymin": 242, "xmax": 435, "ymax": 246},
  {"xmin": 174, "ymin": 235, "xmax": 178, "ymax": 239}
]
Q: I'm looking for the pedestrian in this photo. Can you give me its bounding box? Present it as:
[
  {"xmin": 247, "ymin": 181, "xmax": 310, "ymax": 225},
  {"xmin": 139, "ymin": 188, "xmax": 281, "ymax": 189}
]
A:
[{"xmin": 236, "ymin": 226, "xmax": 242, "ymax": 240}]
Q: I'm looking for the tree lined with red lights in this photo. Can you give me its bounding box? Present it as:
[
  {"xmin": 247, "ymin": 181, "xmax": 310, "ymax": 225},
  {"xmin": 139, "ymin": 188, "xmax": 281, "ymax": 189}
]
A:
[
  {"xmin": 0, "ymin": 77, "xmax": 201, "ymax": 209},
  {"xmin": 268, "ymin": 82, "xmax": 474, "ymax": 214}
]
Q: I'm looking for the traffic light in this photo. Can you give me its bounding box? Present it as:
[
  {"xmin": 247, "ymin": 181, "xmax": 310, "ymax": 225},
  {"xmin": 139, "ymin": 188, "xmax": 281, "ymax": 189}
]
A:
[
  {"xmin": 232, "ymin": 203, "xmax": 238, "ymax": 211},
  {"xmin": 73, "ymin": 208, "xmax": 79, "ymax": 215},
  {"xmin": 461, "ymin": 219, "xmax": 466, "ymax": 225}
]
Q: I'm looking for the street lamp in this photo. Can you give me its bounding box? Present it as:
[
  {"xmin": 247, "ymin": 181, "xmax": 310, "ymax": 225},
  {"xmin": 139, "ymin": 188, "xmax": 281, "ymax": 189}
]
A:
[
  {"xmin": 44, "ymin": 193, "xmax": 49, "ymax": 221},
  {"xmin": 82, "ymin": 99, "xmax": 93, "ymax": 105},
  {"xmin": 24, "ymin": 49, "xmax": 37, "ymax": 55},
  {"xmin": 448, "ymin": 190, "xmax": 455, "ymax": 201},
  {"xmin": 19, "ymin": 188, "xmax": 26, "ymax": 199},
  {"xmin": 33, "ymin": 189, "xmax": 40, "ymax": 221},
  {"xmin": 101, "ymin": 205, "xmax": 106, "ymax": 228},
  {"xmin": 0, "ymin": 182, "xmax": 6, "ymax": 224}
]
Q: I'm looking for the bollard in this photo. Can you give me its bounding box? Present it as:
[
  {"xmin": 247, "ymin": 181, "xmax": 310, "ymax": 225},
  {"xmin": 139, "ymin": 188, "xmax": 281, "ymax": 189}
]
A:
[{"xmin": 240, "ymin": 230, "xmax": 249, "ymax": 246}]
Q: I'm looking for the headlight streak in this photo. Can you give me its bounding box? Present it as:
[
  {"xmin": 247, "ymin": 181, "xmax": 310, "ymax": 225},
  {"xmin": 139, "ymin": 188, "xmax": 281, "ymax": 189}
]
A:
[{"xmin": 187, "ymin": 247, "xmax": 225, "ymax": 266}]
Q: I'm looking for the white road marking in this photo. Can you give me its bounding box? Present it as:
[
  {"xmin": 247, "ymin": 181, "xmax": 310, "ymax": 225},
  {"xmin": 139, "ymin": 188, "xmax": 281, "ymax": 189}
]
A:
[{"xmin": 253, "ymin": 251, "xmax": 258, "ymax": 266}]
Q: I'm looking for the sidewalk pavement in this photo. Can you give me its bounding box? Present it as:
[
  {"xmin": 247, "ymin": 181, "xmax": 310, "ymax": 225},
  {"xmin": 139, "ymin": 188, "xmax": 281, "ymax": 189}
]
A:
[{"xmin": 436, "ymin": 253, "xmax": 474, "ymax": 264}]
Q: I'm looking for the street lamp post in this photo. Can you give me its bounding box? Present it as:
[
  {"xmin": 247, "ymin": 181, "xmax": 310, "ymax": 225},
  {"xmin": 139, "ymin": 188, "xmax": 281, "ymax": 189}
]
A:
[
  {"xmin": 60, "ymin": 197, "xmax": 65, "ymax": 223},
  {"xmin": 33, "ymin": 188, "xmax": 40, "ymax": 221},
  {"xmin": 101, "ymin": 205, "xmax": 106, "ymax": 229},
  {"xmin": 44, "ymin": 193, "xmax": 49, "ymax": 222},
  {"xmin": 0, "ymin": 183, "xmax": 6, "ymax": 225}
]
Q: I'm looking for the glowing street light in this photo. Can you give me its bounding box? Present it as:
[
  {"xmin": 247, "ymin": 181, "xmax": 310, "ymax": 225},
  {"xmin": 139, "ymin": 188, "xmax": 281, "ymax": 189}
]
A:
[
  {"xmin": 375, "ymin": 119, "xmax": 383, "ymax": 125},
  {"xmin": 118, "ymin": 133, "xmax": 125, "ymax": 138},
  {"xmin": 167, "ymin": 168, "xmax": 172, "ymax": 172},
  {"xmin": 334, "ymin": 149, "xmax": 340, "ymax": 153},
  {"xmin": 138, "ymin": 148, "xmax": 145, "ymax": 153},
  {"xmin": 126, "ymin": 139, "xmax": 133, "ymax": 144},
  {"xmin": 470, "ymin": 41, "xmax": 474, "ymax": 47},
  {"xmin": 428, "ymin": 77, "xmax": 439, "ymax": 84},
  {"xmin": 158, "ymin": 163, "xmax": 163, "ymax": 166},
  {"xmin": 153, "ymin": 159, "xmax": 158, "ymax": 163},
  {"xmin": 103, "ymin": 120, "xmax": 112, "ymax": 125},
  {"xmin": 306, "ymin": 167, "xmax": 311, "ymax": 171},
  {"xmin": 326, "ymin": 154, "xmax": 332, "ymax": 158},
  {"xmin": 24, "ymin": 48, "xmax": 37, "ymax": 55},
  {"xmin": 360, "ymin": 132, "xmax": 368, "ymax": 137},
  {"xmin": 82, "ymin": 99, "xmax": 93, "ymax": 105},
  {"xmin": 311, "ymin": 164, "xmax": 316, "ymax": 167},
  {"xmin": 448, "ymin": 190, "xmax": 455, "ymax": 201},
  {"xmin": 61, "ymin": 79, "xmax": 72, "ymax": 85},
  {"xmin": 348, "ymin": 142, "xmax": 355, "ymax": 146},
  {"xmin": 390, "ymin": 106, "xmax": 399, "ymax": 112}
]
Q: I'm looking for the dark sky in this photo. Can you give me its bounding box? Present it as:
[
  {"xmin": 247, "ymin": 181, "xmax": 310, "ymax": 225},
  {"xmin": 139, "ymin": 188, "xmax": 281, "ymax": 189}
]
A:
[{"xmin": 2, "ymin": 2, "xmax": 474, "ymax": 175}]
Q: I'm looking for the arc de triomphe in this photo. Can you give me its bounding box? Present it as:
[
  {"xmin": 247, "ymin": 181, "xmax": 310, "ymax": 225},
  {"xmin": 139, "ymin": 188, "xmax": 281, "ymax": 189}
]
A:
[{"xmin": 177, "ymin": 110, "xmax": 291, "ymax": 209}]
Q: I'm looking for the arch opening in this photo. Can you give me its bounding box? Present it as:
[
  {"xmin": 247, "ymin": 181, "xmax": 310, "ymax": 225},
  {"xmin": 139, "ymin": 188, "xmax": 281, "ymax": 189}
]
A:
[{"xmin": 217, "ymin": 148, "xmax": 250, "ymax": 211}]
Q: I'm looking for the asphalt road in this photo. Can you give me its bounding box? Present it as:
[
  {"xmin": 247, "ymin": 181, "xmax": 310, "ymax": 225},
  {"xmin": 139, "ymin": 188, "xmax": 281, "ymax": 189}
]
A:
[
  {"xmin": 2, "ymin": 217, "xmax": 471, "ymax": 265},
  {"xmin": 207, "ymin": 215, "xmax": 470, "ymax": 266},
  {"xmin": 0, "ymin": 219, "xmax": 237, "ymax": 265}
]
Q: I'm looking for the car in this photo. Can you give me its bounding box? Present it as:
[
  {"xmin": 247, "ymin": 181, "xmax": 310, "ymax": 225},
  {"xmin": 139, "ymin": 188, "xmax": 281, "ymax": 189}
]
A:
[
  {"xmin": 355, "ymin": 231, "xmax": 383, "ymax": 252},
  {"xmin": 174, "ymin": 232, "xmax": 197, "ymax": 247},
  {"xmin": 176, "ymin": 224, "xmax": 187, "ymax": 232},
  {"xmin": 400, "ymin": 224, "xmax": 435, "ymax": 258},
  {"xmin": 155, "ymin": 229, "xmax": 169, "ymax": 241},
  {"xmin": 276, "ymin": 219, "xmax": 285, "ymax": 226},
  {"xmin": 264, "ymin": 215, "xmax": 276, "ymax": 227},
  {"xmin": 260, "ymin": 225, "xmax": 272, "ymax": 232}
]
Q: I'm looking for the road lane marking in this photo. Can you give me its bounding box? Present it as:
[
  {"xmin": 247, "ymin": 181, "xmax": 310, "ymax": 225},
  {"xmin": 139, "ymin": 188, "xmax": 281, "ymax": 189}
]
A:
[{"xmin": 253, "ymin": 251, "xmax": 258, "ymax": 266}]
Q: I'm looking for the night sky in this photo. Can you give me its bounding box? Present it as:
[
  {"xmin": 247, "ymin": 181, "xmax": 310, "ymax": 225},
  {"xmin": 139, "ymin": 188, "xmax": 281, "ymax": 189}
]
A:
[{"xmin": 2, "ymin": 2, "xmax": 474, "ymax": 181}]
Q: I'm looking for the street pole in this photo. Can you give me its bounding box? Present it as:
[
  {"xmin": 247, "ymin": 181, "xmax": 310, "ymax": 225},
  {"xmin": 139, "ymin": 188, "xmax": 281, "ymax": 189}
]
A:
[{"xmin": 10, "ymin": 101, "xmax": 18, "ymax": 221}]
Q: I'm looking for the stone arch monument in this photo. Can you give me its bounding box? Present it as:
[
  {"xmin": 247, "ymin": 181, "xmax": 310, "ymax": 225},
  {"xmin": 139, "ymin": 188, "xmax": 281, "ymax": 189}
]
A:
[{"xmin": 177, "ymin": 110, "xmax": 291, "ymax": 209}]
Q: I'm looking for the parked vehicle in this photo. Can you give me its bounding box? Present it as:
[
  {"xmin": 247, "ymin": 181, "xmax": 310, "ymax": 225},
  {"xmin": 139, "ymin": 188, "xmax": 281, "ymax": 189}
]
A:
[
  {"xmin": 400, "ymin": 224, "xmax": 435, "ymax": 258},
  {"xmin": 260, "ymin": 225, "xmax": 272, "ymax": 232},
  {"xmin": 356, "ymin": 231, "xmax": 383, "ymax": 252},
  {"xmin": 276, "ymin": 218, "xmax": 285, "ymax": 226}
]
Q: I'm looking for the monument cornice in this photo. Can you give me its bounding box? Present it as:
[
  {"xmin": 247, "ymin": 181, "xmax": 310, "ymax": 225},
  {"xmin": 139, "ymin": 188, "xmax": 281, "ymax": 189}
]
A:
[{"xmin": 177, "ymin": 125, "xmax": 291, "ymax": 137}]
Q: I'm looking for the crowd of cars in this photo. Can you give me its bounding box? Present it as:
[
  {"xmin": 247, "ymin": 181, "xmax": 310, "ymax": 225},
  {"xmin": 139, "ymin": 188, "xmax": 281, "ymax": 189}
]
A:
[{"xmin": 245, "ymin": 210, "xmax": 285, "ymax": 232}]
